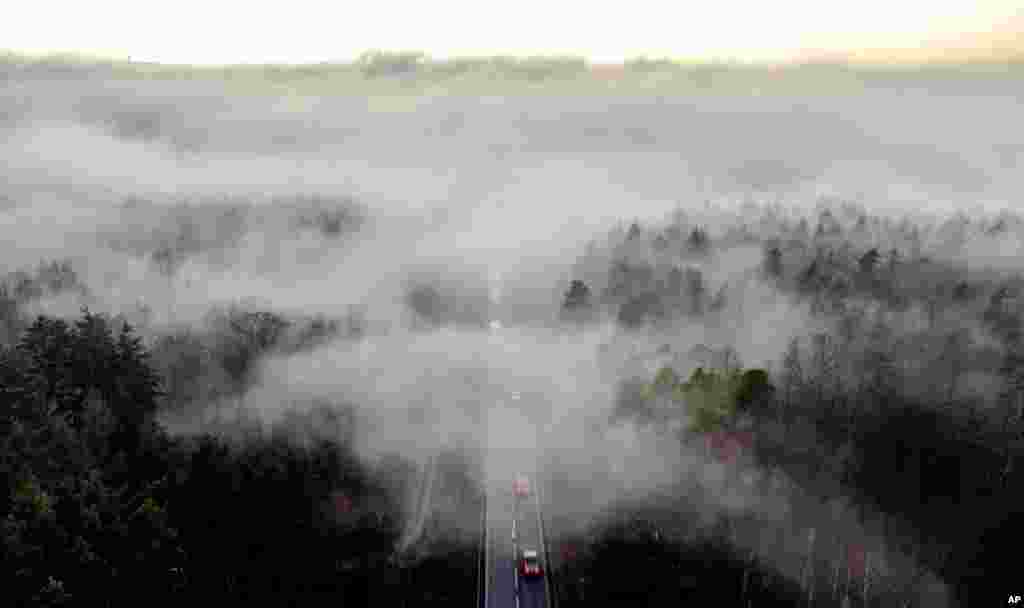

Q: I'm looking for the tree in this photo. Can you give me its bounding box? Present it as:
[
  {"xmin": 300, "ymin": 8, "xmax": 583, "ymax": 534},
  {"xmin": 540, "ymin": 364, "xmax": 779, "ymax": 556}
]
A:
[
  {"xmin": 984, "ymin": 285, "xmax": 1019, "ymax": 341},
  {"xmin": 151, "ymin": 245, "xmax": 184, "ymax": 277},
  {"xmin": 627, "ymin": 221, "xmax": 642, "ymax": 240},
  {"xmin": 810, "ymin": 332, "xmax": 839, "ymax": 412},
  {"xmin": 212, "ymin": 309, "xmax": 289, "ymax": 389},
  {"xmin": 1, "ymin": 307, "xmax": 418, "ymax": 607},
  {"xmin": 887, "ymin": 248, "xmax": 900, "ymax": 272},
  {"xmin": 665, "ymin": 267, "xmax": 685, "ymax": 310},
  {"xmin": 857, "ymin": 248, "xmax": 880, "ymax": 275},
  {"xmin": 798, "ymin": 258, "xmax": 821, "ymax": 292},
  {"xmin": 110, "ymin": 321, "xmax": 163, "ymax": 450},
  {"xmin": 996, "ymin": 329, "xmax": 1024, "ymax": 490},
  {"xmin": 149, "ymin": 330, "xmax": 208, "ymax": 409},
  {"xmin": 780, "ymin": 337, "xmax": 803, "ymax": 419},
  {"xmin": 604, "ymin": 259, "xmax": 654, "ymax": 304},
  {"xmin": 709, "ymin": 284, "xmax": 727, "ymax": 313},
  {"xmin": 617, "ymin": 292, "xmax": 664, "ymax": 328},
  {"xmin": 860, "ymin": 317, "xmax": 897, "ymax": 413},
  {"xmin": 562, "ymin": 280, "xmax": 592, "ymax": 311},
  {"xmin": 763, "ymin": 244, "xmax": 783, "ymax": 278},
  {"xmin": 939, "ymin": 329, "xmax": 971, "ymax": 405},
  {"xmin": 68, "ymin": 309, "xmax": 119, "ymax": 423},
  {"xmin": 678, "ymin": 367, "xmax": 744, "ymax": 434},
  {"xmin": 795, "ymin": 218, "xmax": 810, "ymax": 241},
  {"xmin": 684, "ymin": 267, "xmax": 705, "ymax": 315},
  {"xmin": 853, "ymin": 215, "xmax": 868, "ymax": 234},
  {"xmin": 687, "ymin": 226, "xmax": 709, "ymax": 253},
  {"xmin": 734, "ymin": 369, "xmax": 774, "ymax": 415},
  {"xmin": 952, "ymin": 281, "xmax": 971, "ymax": 302},
  {"xmin": 16, "ymin": 316, "xmax": 75, "ymax": 419}
]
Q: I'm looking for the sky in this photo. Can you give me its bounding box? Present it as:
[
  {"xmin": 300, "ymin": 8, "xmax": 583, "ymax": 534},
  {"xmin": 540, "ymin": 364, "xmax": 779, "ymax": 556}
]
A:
[{"xmin": 3, "ymin": 0, "xmax": 1022, "ymax": 65}]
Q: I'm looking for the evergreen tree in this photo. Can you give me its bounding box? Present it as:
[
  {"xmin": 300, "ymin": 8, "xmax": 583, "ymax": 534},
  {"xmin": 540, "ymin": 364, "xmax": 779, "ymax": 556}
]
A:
[
  {"xmin": 858, "ymin": 248, "xmax": 880, "ymax": 275},
  {"xmin": 111, "ymin": 321, "xmax": 164, "ymax": 449},
  {"xmin": 684, "ymin": 267, "xmax": 705, "ymax": 315},
  {"xmin": 562, "ymin": 280, "xmax": 592, "ymax": 311},
  {"xmin": 763, "ymin": 244, "xmax": 783, "ymax": 278},
  {"xmin": 627, "ymin": 221, "xmax": 642, "ymax": 240},
  {"xmin": 687, "ymin": 226, "xmax": 709, "ymax": 253},
  {"xmin": 780, "ymin": 337, "xmax": 803, "ymax": 419},
  {"xmin": 16, "ymin": 316, "xmax": 74, "ymax": 419}
]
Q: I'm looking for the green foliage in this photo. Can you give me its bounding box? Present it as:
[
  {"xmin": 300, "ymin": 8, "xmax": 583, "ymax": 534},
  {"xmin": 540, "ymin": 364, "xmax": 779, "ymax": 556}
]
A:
[
  {"xmin": 631, "ymin": 364, "xmax": 774, "ymax": 434},
  {"xmin": 654, "ymin": 366, "xmax": 680, "ymax": 388},
  {"xmin": 679, "ymin": 368, "xmax": 741, "ymax": 433},
  {"xmin": 734, "ymin": 369, "xmax": 774, "ymax": 412},
  {"xmin": 13, "ymin": 480, "xmax": 52, "ymax": 516}
]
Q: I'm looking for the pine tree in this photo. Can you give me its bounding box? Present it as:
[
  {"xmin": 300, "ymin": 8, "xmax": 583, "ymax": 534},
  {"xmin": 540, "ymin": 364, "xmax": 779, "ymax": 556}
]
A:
[
  {"xmin": 811, "ymin": 332, "xmax": 838, "ymax": 413},
  {"xmin": 940, "ymin": 329, "xmax": 971, "ymax": 406},
  {"xmin": 858, "ymin": 248, "xmax": 880, "ymax": 275},
  {"xmin": 861, "ymin": 317, "xmax": 897, "ymax": 418},
  {"xmin": 763, "ymin": 244, "xmax": 783, "ymax": 278},
  {"xmin": 781, "ymin": 337, "xmax": 803, "ymax": 418},
  {"xmin": 684, "ymin": 267, "xmax": 705, "ymax": 315},
  {"xmin": 687, "ymin": 226, "xmax": 709, "ymax": 253},
  {"xmin": 113, "ymin": 321, "xmax": 163, "ymax": 428},
  {"xmin": 69, "ymin": 308, "xmax": 118, "ymax": 424},
  {"xmin": 627, "ymin": 221, "xmax": 642, "ymax": 240},
  {"xmin": 996, "ymin": 323, "xmax": 1024, "ymax": 490},
  {"xmin": 562, "ymin": 280, "xmax": 592, "ymax": 311},
  {"xmin": 16, "ymin": 315, "xmax": 74, "ymax": 418}
]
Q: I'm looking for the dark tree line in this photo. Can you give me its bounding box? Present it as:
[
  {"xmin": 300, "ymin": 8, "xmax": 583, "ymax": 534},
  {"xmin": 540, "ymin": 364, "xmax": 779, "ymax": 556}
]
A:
[{"xmin": 0, "ymin": 309, "xmax": 472, "ymax": 607}]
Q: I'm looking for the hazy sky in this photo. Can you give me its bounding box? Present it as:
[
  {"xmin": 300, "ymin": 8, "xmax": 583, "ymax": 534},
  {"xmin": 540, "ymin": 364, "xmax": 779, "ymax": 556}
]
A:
[{"xmin": 4, "ymin": 0, "xmax": 1022, "ymax": 64}]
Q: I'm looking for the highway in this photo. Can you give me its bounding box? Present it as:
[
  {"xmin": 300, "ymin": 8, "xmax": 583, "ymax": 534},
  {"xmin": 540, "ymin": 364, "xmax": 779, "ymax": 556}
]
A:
[
  {"xmin": 482, "ymin": 474, "xmax": 550, "ymax": 608},
  {"xmin": 481, "ymin": 299, "xmax": 551, "ymax": 608}
]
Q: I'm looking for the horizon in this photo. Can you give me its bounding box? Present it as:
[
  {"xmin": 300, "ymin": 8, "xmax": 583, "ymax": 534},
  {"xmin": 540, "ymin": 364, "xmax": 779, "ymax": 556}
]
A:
[
  {"xmin": 4, "ymin": 47, "xmax": 1023, "ymax": 70},
  {"xmin": 4, "ymin": 1, "xmax": 1022, "ymax": 67}
]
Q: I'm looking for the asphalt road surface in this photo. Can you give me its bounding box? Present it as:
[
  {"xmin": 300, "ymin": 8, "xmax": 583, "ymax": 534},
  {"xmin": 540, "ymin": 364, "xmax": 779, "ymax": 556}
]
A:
[{"xmin": 484, "ymin": 477, "xmax": 549, "ymax": 608}]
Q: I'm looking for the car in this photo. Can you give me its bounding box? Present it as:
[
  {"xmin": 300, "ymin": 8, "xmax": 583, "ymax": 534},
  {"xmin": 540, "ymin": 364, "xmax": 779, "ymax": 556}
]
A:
[
  {"xmin": 519, "ymin": 549, "xmax": 543, "ymax": 578},
  {"xmin": 513, "ymin": 475, "xmax": 530, "ymax": 497}
]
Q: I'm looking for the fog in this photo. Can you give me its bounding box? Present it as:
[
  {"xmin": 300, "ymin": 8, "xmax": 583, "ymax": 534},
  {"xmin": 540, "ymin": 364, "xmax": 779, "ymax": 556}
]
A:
[{"xmin": 3, "ymin": 64, "xmax": 1022, "ymax": 606}]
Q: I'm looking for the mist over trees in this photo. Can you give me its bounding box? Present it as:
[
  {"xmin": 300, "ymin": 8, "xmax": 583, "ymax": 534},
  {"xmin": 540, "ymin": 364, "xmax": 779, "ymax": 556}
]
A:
[
  {"xmin": 2, "ymin": 55, "xmax": 1023, "ymax": 607},
  {"xmin": 0, "ymin": 308, "xmax": 447, "ymax": 606},
  {"xmin": 544, "ymin": 205, "xmax": 1024, "ymax": 607}
]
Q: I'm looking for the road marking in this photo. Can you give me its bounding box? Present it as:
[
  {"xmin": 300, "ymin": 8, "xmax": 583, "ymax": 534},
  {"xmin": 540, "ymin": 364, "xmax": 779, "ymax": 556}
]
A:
[
  {"xmin": 482, "ymin": 489, "xmax": 489, "ymax": 608},
  {"xmin": 513, "ymin": 508, "xmax": 519, "ymax": 604},
  {"xmin": 514, "ymin": 563, "xmax": 519, "ymax": 604},
  {"xmin": 534, "ymin": 470, "xmax": 553, "ymax": 608}
]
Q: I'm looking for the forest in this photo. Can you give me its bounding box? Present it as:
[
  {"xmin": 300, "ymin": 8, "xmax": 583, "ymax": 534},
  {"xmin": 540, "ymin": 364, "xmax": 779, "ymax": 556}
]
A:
[
  {"xmin": 2, "ymin": 54, "xmax": 1023, "ymax": 607},
  {"xmin": 546, "ymin": 210, "xmax": 1023, "ymax": 607}
]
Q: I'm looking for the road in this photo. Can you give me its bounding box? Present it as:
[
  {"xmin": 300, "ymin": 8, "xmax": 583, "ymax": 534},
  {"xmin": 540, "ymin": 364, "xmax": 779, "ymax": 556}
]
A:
[
  {"xmin": 482, "ymin": 299, "xmax": 551, "ymax": 608},
  {"xmin": 483, "ymin": 476, "xmax": 550, "ymax": 608},
  {"xmin": 397, "ymin": 453, "xmax": 437, "ymax": 552}
]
